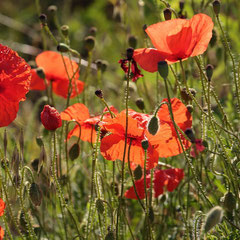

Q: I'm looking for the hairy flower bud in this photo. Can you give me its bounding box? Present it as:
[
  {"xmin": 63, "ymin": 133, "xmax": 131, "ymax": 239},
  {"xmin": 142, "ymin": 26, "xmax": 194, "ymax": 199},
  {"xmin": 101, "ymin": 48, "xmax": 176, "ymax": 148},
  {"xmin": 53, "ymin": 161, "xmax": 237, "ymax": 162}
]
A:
[
  {"xmin": 148, "ymin": 116, "xmax": 159, "ymax": 135},
  {"xmin": 213, "ymin": 0, "xmax": 221, "ymax": 15},
  {"xmin": 84, "ymin": 36, "xmax": 95, "ymax": 51},
  {"xmin": 40, "ymin": 105, "xmax": 62, "ymax": 131},
  {"xmin": 135, "ymin": 98, "xmax": 145, "ymax": 110},
  {"xmin": 134, "ymin": 165, "xmax": 142, "ymax": 180},
  {"xmin": 204, "ymin": 206, "xmax": 223, "ymax": 233},
  {"xmin": 69, "ymin": 143, "xmax": 80, "ymax": 161},
  {"xmin": 206, "ymin": 64, "xmax": 214, "ymax": 81},
  {"xmin": 158, "ymin": 61, "xmax": 169, "ymax": 79}
]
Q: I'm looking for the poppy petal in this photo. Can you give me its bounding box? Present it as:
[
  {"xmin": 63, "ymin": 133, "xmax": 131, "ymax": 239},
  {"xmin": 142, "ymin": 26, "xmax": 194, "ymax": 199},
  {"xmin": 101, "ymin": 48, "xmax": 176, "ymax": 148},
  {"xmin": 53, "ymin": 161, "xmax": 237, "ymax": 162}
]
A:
[{"xmin": 0, "ymin": 198, "xmax": 6, "ymax": 216}]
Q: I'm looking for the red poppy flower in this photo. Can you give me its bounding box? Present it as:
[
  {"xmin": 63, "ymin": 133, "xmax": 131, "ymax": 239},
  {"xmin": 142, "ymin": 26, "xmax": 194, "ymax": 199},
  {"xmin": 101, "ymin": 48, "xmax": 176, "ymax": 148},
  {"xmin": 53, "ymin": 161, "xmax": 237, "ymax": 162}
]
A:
[
  {"xmin": 0, "ymin": 198, "xmax": 6, "ymax": 216},
  {"xmin": 0, "ymin": 44, "xmax": 31, "ymax": 127},
  {"xmin": 61, "ymin": 104, "xmax": 118, "ymax": 143},
  {"xmin": 30, "ymin": 69, "xmax": 46, "ymax": 90},
  {"xmin": 190, "ymin": 139, "xmax": 205, "ymax": 157},
  {"xmin": 34, "ymin": 51, "xmax": 84, "ymax": 98},
  {"xmin": 119, "ymin": 59, "xmax": 143, "ymax": 82},
  {"xmin": 134, "ymin": 14, "xmax": 213, "ymax": 72},
  {"xmin": 146, "ymin": 98, "xmax": 192, "ymax": 157},
  {"xmin": 125, "ymin": 168, "xmax": 184, "ymax": 199},
  {"xmin": 0, "ymin": 226, "xmax": 4, "ymax": 240},
  {"xmin": 100, "ymin": 110, "xmax": 159, "ymax": 169}
]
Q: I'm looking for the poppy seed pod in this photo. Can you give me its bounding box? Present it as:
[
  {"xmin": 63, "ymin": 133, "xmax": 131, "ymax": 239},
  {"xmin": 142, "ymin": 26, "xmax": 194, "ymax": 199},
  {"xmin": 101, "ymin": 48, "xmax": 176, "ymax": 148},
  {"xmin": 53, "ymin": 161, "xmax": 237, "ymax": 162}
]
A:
[
  {"xmin": 163, "ymin": 8, "xmax": 172, "ymax": 21},
  {"xmin": 186, "ymin": 104, "xmax": 193, "ymax": 113},
  {"xmin": 135, "ymin": 98, "xmax": 145, "ymax": 110},
  {"xmin": 126, "ymin": 47, "xmax": 134, "ymax": 60},
  {"xmin": 61, "ymin": 25, "xmax": 69, "ymax": 37},
  {"xmin": 213, "ymin": 0, "xmax": 221, "ymax": 15},
  {"xmin": 47, "ymin": 5, "xmax": 57, "ymax": 14},
  {"xmin": 84, "ymin": 36, "xmax": 95, "ymax": 51},
  {"xmin": 141, "ymin": 139, "xmax": 149, "ymax": 150},
  {"xmin": 69, "ymin": 143, "xmax": 80, "ymax": 161},
  {"xmin": 95, "ymin": 59, "xmax": 102, "ymax": 69},
  {"xmin": 148, "ymin": 116, "xmax": 159, "ymax": 135},
  {"xmin": 89, "ymin": 27, "xmax": 97, "ymax": 37},
  {"xmin": 204, "ymin": 206, "xmax": 223, "ymax": 233},
  {"xmin": 39, "ymin": 14, "xmax": 47, "ymax": 26},
  {"xmin": 57, "ymin": 43, "xmax": 70, "ymax": 53},
  {"xmin": 41, "ymin": 105, "xmax": 62, "ymax": 131},
  {"xmin": 128, "ymin": 35, "xmax": 138, "ymax": 49},
  {"xmin": 101, "ymin": 60, "xmax": 108, "ymax": 72},
  {"xmin": 95, "ymin": 89, "xmax": 103, "ymax": 98},
  {"xmin": 184, "ymin": 128, "xmax": 196, "ymax": 143},
  {"xmin": 206, "ymin": 64, "xmax": 214, "ymax": 81},
  {"xmin": 36, "ymin": 67, "xmax": 45, "ymax": 79},
  {"xmin": 134, "ymin": 165, "xmax": 142, "ymax": 180},
  {"xmin": 158, "ymin": 61, "xmax": 168, "ymax": 79}
]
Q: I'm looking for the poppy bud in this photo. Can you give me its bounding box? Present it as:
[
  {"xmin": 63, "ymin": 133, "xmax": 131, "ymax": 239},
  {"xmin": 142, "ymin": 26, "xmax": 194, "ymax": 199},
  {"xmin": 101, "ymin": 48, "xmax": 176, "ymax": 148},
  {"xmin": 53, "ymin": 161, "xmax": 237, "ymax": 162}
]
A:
[
  {"xmin": 101, "ymin": 60, "xmax": 108, "ymax": 72},
  {"xmin": 36, "ymin": 67, "xmax": 45, "ymax": 79},
  {"xmin": 163, "ymin": 8, "xmax": 172, "ymax": 21},
  {"xmin": 222, "ymin": 192, "xmax": 236, "ymax": 212},
  {"xmin": 69, "ymin": 143, "xmax": 80, "ymax": 161},
  {"xmin": 134, "ymin": 165, "xmax": 142, "ymax": 180},
  {"xmin": 186, "ymin": 104, "xmax": 193, "ymax": 113},
  {"xmin": 29, "ymin": 182, "xmax": 43, "ymax": 206},
  {"xmin": 149, "ymin": 206, "xmax": 154, "ymax": 223},
  {"xmin": 206, "ymin": 64, "xmax": 214, "ymax": 81},
  {"xmin": 148, "ymin": 116, "xmax": 159, "ymax": 135},
  {"xmin": 184, "ymin": 128, "xmax": 196, "ymax": 143},
  {"xmin": 128, "ymin": 35, "xmax": 137, "ymax": 49},
  {"xmin": 204, "ymin": 206, "xmax": 223, "ymax": 233},
  {"xmin": 158, "ymin": 61, "xmax": 169, "ymax": 79},
  {"xmin": 57, "ymin": 43, "xmax": 70, "ymax": 53},
  {"xmin": 47, "ymin": 5, "xmax": 57, "ymax": 14},
  {"xmin": 95, "ymin": 89, "xmax": 103, "ymax": 98},
  {"xmin": 213, "ymin": 0, "xmax": 221, "ymax": 15},
  {"xmin": 40, "ymin": 105, "xmax": 62, "ymax": 131},
  {"xmin": 84, "ymin": 36, "xmax": 95, "ymax": 51},
  {"xmin": 135, "ymin": 98, "xmax": 145, "ymax": 110},
  {"xmin": 179, "ymin": 0, "xmax": 184, "ymax": 10},
  {"xmin": 89, "ymin": 27, "xmax": 97, "ymax": 37},
  {"xmin": 61, "ymin": 25, "xmax": 69, "ymax": 37},
  {"xmin": 210, "ymin": 29, "xmax": 217, "ymax": 47},
  {"xmin": 126, "ymin": 47, "xmax": 134, "ymax": 60},
  {"xmin": 96, "ymin": 198, "xmax": 104, "ymax": 214},
  {"xmin": 141, "ymin": 139, "xmax": 149, "ymax": 150},
  {"xmin": 39, "ymin": 14, "xmax": 47, "ymax": 26}
]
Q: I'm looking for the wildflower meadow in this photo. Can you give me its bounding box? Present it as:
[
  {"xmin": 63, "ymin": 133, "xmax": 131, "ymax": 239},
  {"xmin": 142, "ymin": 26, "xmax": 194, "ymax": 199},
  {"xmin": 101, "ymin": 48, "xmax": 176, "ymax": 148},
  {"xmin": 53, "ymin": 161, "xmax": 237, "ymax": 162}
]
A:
[{"xmin": 0, "ymin": 0, "xmax": 240, "ymax": 239}]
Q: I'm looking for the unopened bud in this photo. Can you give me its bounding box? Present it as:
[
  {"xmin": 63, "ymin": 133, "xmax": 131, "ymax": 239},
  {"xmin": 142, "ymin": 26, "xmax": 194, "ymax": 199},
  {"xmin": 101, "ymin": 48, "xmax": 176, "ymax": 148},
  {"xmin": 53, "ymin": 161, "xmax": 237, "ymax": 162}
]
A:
[
  {"xmin": 29, "ymin": 182, "xmax": 43, "ymax": 206},
  {"xmin": 210, "ymin": 29, "xmax": 217, "ymax": 47},
  {"xmin": 213, "ymin": 0, "xmax": 221, "ymax": 15},
  {"xmin": 204, "ymin": 206, "xmax": 223, "ymax": 233},
  {"xmin": 163, "ymin": 8, "xmax": 172, "ymax": 20},
  {"xmin": 222, "ymin": 192, "xmax": 236, "ymax": 212},
  {"xmin": 128, "ymin": 35, "xmax": 137, "ymax": 49},
  {"xmin": 186, "ymin": 105, "xmax": 193, "ymax": 113},
  {"xmin": 69, "ymin": 143, "xmax": 80, "ymax": 161},
  {"xmin": 36, "ymin": 67, "xmax": 45, "ymax": 79},
  {"xmin": 96, "ymin": 198, "xmax": 104, "ymax": 214},
  {"xmin": 84, "ymin": 36, "xmax": 95, "ymax": 51},
  {"xmin": 184, "ymin": 128, "xmax": 196, "ymax": 143},
  {"xmin": 141, "ymin": 139, "xmax": 149, "ymax": 150},
  {"xmin": 134, "ymin": 165, "xmax": 142, "ymax": 180},
  {"xmin": 126, "ymin": 47, "xmax": 134, "ymax": 60},
  {"xmin": 148, "ymin": 116, "xmax": 159, "ymax": 135},
  {"xmin": 206, "ymin": 64, "xmax": 214, "ymax": 81},
  {"xmin": 39, "ymin": 14, "xmax": 47, "ymax": 26},
  {"xmin": 61, "ymin": 25, "xmax": 69, "ymax": 37},
  {"xmin": 57, "ymin": 43, "xmax": 70, "ymax": 53},
  {"xmin": 95, "ymin": 89, "xmax": 103, "ymax": 98},
  {"xmin": 135, "ymin": 98, "xmax": 145, "ymax": 110},
  {"xmin": 158, "ymin": 61, "xmax": 168, "ymax": 79}
]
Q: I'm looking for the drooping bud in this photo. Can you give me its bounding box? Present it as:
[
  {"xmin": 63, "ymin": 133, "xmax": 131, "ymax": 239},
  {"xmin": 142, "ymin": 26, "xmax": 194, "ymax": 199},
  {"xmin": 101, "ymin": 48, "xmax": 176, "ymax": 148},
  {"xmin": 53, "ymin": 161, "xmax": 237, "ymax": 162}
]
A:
[
  {"xmin": 57, "ymin": 43, "xmax": 70, "ymax": 53},
  {"xmin": 39, "ymin": 14, "xmax": 47, "ymax": 26},
  {"xmin": 148, "ymin": 116, "xmax": 159, "ymax": 135},
  {"xmin": 134, "ymin": 165, "xmax": 142, "ymax": 180},
  {"xmin": 163, "ymin": 8, "xmax": 172, "ymax": 21},
  {"xmin": 61, "ymin": 25, "xmax": 69, "ymax": 37},
  {"xmin": 36, "ymin": 67, "xmax": 45, "ymax": 79},
  {"xmin": 128, "ymin": 35, "xmax": 137, "ymax": 49},
  {"xmin": 141, "ymin": 139, "xmax": 149, "ymax": 150},
  {"xmin": 158, "ymin": 61, "xmax": 168, "ymax": 79},
  {"xmin": 204, "ymin": 206, "xmax": 223, "ymax": 233},
  {"xmin": 96, "ymin": 198, "xmax": 105, "ymax": 214},
  {"xmin": 135, "ymin": 98, "xmax": 145, "ymax": 111},
  {"xmin": 126, "ymin": 47, "xmax": 134, "ymax": 60},
  {"xmin": 213, "ymin": 0, "xmax": 221, "ymax": 15},
  {"xmin": 69, "ymin": 143, "xmax": 80, "ymax": 161},
  {"xmin": 95, "ymin": 89, "xmax": 103, "ymax": 98},
  {"xmin": 184, "ymin": 128, "xmax": 196, "ymax": 143},
  {"xmin": 222, "ymin": 192, "xmax": 236, "ymax": 212},
  {"xmin": 29, "ymin": 182, "xmax": 43, "ymax": 206},
  {"xmin": 84, "ymin": 36, "xmax": 95, "ymax": 51},
  {"xmin": 40, "ymin": 105, "xmax": 62, "ymax": 131},
  {"xmin": 206, "ymin": 64, "xmax": 214, "ymax": 81}
]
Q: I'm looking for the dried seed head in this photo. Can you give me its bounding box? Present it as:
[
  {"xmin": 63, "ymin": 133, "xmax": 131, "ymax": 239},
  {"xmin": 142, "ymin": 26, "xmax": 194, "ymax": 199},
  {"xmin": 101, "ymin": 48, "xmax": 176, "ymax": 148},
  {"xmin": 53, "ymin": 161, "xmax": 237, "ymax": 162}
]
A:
[
  {"xmin": 135, "ymin": 98, "xmax": 145, "ymax": 110},
  {"xmin": 158, "ymin": 61, "xmax": 169, "ymax": 79},
  {"xmin": 69, "ymin": 143, "xmax": 80, "ymax": 161},
  {"xmin": 134, "ymin": 165, "xmax": 142, "ymax": 180},
  {"xmin": 61, "ymin": 25, "xmax": 69, "ymax": 37},
  {"xmin": 213, "ymin": 0, "xmax": 221, "ymax": 15},
  {"xmin": 57, "ymin": 43, "xmax": 70, "ymax": 53},
  {"xmin": 204, "ymin": 206, "xmax": 223, "ymax": 233},
  {"xmin": 128, "ymin": 35, "xmax": 137, "ymax": 49},
  {"xmin": 148, "ymin": 116, "xmax": 159, "ymax": 135},
  {"xmin": 29, "ymin": 182, "xmax": 43, "ymax": 206},
  {"xmin": 96, "ymin": 198, "xmax": 105, "ymax": 214},
  {"xmin": 163, "ymin": 8, "xmax": 172, "ymax": 20},
  {"xmin": 84, "ymin": 36, "xmax": 95, "ymax": 51}
]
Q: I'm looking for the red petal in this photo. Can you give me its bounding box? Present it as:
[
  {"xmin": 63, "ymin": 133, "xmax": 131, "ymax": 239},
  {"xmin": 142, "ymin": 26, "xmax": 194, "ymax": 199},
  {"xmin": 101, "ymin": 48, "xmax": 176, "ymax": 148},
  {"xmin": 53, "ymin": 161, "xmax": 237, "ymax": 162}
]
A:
[{"xmin": 0, "ymin": 198, "xmax": 6, "ymax": 216}]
